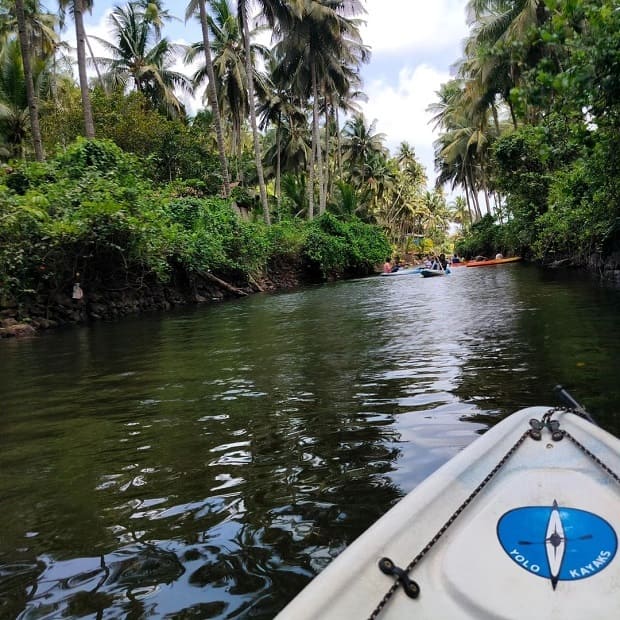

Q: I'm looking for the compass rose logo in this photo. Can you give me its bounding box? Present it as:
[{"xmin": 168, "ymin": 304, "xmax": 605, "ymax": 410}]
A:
[{"xmin": 497, "ymin": 501, "xmax": 617, "ymax": 588}]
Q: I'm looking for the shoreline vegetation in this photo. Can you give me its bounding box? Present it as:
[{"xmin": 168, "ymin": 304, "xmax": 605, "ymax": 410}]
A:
[
  {"xmin": 2, "ymin": 2, "xmax": 620, "ymax": 340},
  {"xmin": 0, "ymin": 139, "xmax": 392, "ymax": 339}
]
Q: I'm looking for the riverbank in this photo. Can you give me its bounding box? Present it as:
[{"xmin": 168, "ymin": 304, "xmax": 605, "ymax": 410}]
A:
[{"xmin": 0, "ymin": 257, "xmax": 322, "ymax": 339}]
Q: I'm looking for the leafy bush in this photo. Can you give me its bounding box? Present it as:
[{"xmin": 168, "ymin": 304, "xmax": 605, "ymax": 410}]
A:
[
  {"xmin": 266, "ymin": 221, "xmax": 307, "ymax": 259},
  {"xmin": 454, "ymin": 214, "xmax": 503, "ymax": 258},
  {"xmin": 303, "ymin": 213, "xmax": 390, "ymax": 277},
  {"xmin": 1, "ymin": 138, "xmax": 394, "ymax": 309},
  {"xmin": 54, "ymin": 138, "xmax": 141, "ymax": 183}
]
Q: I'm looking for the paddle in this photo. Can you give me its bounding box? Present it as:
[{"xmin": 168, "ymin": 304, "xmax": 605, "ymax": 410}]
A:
[{"xmin": 554, "ymin": 385, "xmax": 597, "ymax": 425}]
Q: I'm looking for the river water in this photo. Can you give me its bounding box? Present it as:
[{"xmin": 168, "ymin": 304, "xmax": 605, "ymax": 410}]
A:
[{"xmin": 1, "ymin": 264, "xmax": 619, "ymax": 619}]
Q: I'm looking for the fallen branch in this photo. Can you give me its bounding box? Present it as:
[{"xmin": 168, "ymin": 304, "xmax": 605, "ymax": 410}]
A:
[
  {"xmin": 248, "ymin": 273, "xmax": 266, "ymax": 292},
  {"xmin": 199, "ymin": 271, "xmax": 248, "ymax": 296}
]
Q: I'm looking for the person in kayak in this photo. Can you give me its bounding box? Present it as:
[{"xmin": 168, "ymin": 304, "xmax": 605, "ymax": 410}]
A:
[
  {"xmin": 390, "ymin": 256, "xmax": 401, "ymax": 272},
  {"xmin": 383, "ymin": 258, "xmax": 392, "ymax": 273},
  {"xmin": 431, "ymin": 254, "xmax": 448, "ymax": 270}
]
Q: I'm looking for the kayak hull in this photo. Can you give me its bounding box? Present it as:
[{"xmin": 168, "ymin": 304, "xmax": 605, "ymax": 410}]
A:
[
  {"xmin": 380, "ymin": 267, "xmax": 423, "ymax": 277},
  {"xmin": 276, "ymin": 408, "xmax": 620, "ymax": 619},
  {"xmin": 420, "ymin": 268, "xmax": 449, "ymax": 277},
  {"xmin": 466, "ymin": 256, "xmax": 522, "ymax": 267}
]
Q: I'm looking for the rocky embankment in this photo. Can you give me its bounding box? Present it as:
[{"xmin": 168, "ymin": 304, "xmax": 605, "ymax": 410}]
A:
[
  {"xmin": 0, "ymin": 259, "xmax": 311, "ymax": 339},
  {"xmin": 546, "ymin": 251, "xmax": 620, "ymax": 281}
]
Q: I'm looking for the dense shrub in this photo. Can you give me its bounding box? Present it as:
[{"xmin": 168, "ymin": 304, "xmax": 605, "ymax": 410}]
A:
[
  {"xmin": 1, "ymin": 139, "xmax": 390, "ymax": 308},
  {"xmin": 303, "ymin": 213, "xmax": 391, "ymax": 277},
  {"xmin": 454, "ymin": 215, "xmax": 504, "ymax": 259},
  {"xmin": 266, "ymin": 221, "xmax": 307, "ymax": 259}
]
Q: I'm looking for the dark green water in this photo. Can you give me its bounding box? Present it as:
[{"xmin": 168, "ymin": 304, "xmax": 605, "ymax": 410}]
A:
[{"xmin": 1, "ymin": 264, "xmax": 619, "ymax": 619}]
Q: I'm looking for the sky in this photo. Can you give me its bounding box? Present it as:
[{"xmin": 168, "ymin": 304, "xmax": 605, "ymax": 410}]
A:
[{"xmin": 80, "ymin": 0, "xmax": 470, "ymax": 189}]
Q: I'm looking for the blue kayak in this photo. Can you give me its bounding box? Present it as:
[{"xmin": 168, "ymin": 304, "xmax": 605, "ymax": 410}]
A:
[
  {"xmin": 380, "ymin": 267, "xmax": 423, "ymax": 277},
  {"xmin": 420, "ymin": 267, "xmax": 450, "ymax": 277}
]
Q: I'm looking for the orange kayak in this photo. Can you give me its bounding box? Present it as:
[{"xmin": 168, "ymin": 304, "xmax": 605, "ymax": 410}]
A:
[{"xmin": 466, "ymin": 256, "xmax": 522, "ymax": 267}]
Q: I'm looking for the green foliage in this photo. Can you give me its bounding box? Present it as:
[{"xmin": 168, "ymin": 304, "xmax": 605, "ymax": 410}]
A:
[
  {"xmin": 41, "ymin": 89, "xmax": 222, "ymax": 188},
  {"xmin": 1, "ymin": 141, "xmax": 178, "ymax": 298},
  {"xmin": 454, "ymin": 215, "xmax": 503, "ymax": 259},
  {"xmin": 436, "ymin": 0, "xmax": 620, "ymax": 267},
  {"xmin": 302, "ymin": 213, "xmax": 391, "ymax": 278},
  {"xmin": 163, "ymin": 197, "xmax": 269, "ymax": 274},
  {"xmin": 54, "ymin": 137, "xmax": 142, "ymax": 182},
  {"xmin": 279, "ymin": 173, "xmax": 307, "ymax": 218},
  {"xmin": 266, "ymin": 220, "xmax": 307, "ymax": 259}
]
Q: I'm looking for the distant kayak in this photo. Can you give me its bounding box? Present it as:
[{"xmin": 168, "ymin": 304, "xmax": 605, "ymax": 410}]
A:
[
  {"xmin": 466, "ymin": 256, "xmax": 522, "ymax": 267},
  {"xmin": 420, "ymin": 268, "xmax": 449, "ymax": 277},
  {"xmin": 380, "ymin": 267, "xmax": 423, "ymax": 277}
]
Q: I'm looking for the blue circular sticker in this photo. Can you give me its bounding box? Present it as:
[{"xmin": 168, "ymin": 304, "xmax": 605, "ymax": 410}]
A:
[{"xmin": 497, "ymin": 501, "xmax": 617, "ymax": 588}]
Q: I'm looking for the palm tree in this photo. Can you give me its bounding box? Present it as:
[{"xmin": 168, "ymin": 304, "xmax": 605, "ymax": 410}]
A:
[
  {"xmin": 14, "ymin": 0, "xmax": 44, "ymax": 160},
  {"xmin": 341, "ymin": 113, "xmax": 387, "ymax": 187},
  {"xmin": 449, "ymin": 195, "xmax": 471, "ymax": 230},
  {"xmin": 396, "ymin": 141, "xmax": 425, "ymax": 182},
  {"xmin": 237, "ymin": 0, "xmax": 275, "ymax": 223},
  {"xmin": 259, "ymin": 78, "xmax": 308, "ymax": 213},
  {"xmin": 274, "ymin": 0, "xmax": 367, "ymax": 217},
  {"xmin": 135, "ymin": 0, "xmax": 177, "ymax": 40},
  {"xmin": 186, "ymin": 0, "xmax": 269, "ymax": 183},
  {"xmin": 186, "ymin": 0, "xmax": 231, "ymax": 197},
  {"xmin": 462, "ymin": 0, "xmax": 553, "ymax": 126},
  {"xmin": 238, "ymin": 0, "xmax": 304, "ymax": 222},
  {"xmin": 93, "ymin": 4, "xmax": 192, "ymax": 118},
  {"xmin": 59, "ymin": 0, "xmax": 95, "ymax": 138},
  {"xmin": 333, "ymin": 85, "xmax": 367, "ymax": 177},
  {"xmin": 466, "ymin": 0, "xmax": 549, "ymax": 46},
  {"xmin": 429, "ymin": 78, "xmax": 501, "ymax": 221},
  {"xmin": 0, "ymin": 0, "xmax": 58, "ymax": 58},
  {"xmin": 0, "ymin": 38, "xmax": 51, "ymax": 159}
]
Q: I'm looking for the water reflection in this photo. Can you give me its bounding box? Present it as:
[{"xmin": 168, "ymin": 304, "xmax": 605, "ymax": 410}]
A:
[{"xmin": 0, "ymin": 265, "xmax": 619, "ymax": 617}]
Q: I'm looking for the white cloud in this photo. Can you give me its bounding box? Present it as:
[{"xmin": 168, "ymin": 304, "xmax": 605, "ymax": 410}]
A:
[
  {"xmin": 361, "ymin": 0, "xmax": 468, "ymax": 55},
  {"xmin": 360, "ymin": 64, "xmax": 450, "ymax": 185}
]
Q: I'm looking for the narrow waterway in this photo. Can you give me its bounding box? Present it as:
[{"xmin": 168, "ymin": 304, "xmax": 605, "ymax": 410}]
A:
[{"xmin": 1, "ymin": 264, "xmax": 619, "ymax": 619}]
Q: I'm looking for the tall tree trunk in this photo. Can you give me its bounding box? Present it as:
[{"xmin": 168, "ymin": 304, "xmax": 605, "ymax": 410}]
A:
[
  {"xmin": 467, "ymin": 167, "xmax": 482, "ymax": 219},
  {"xmin": 198, "ymin": 0, "xmax": 231, "ymax": 198},
  {"xmin": 508, "ymin": 100, "xmax": 518, "ymax": 130},
  {"xmin": 276, "ymin": 113, "xmax": 281, "ymax": 218},
  {"xmin": 15, "ymin": 0, "xmax": 44, "ymax": 161},
  {"xmin": 493, "ymin": 192, "xmax": 503, "ymax": 223},
  {"xmin": 236, "ymin": 134, "xmax": 243, "ymax": 184},
  {"xmin": 324, "ymin": 104, "xmax": 330, "ymax": 204},
  {"xmin": 84, "ymin": 30, "xmax": 104, "ymax": 88},
  {"xmin": 462, "ymin": 175, "xmax": 474, "ymax": 224},
  {"xmin": 307, "ymin": 140, "xmax": 315, "ymax": 219},
  {"xmin": 311, "ymin": 64, "xmax": 325, "ymax": 214},
  {"xmin": 335, "ymin": 105, "xmax": 342, "ymax": 178},
  {"xmin": 74, "ymin": 0, "xmax": 95, "ymax": 138},
  {"xmin": 240, "ymin": 1, "xmax": 270, "ymax": 224},
  {"xmin": 492, "ymin": 104, "xmax": 500, "ymax": 136}
]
